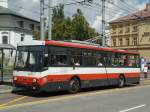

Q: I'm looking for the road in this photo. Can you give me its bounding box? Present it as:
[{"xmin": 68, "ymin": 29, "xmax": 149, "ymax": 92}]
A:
[{"xmin": 0, "ymin": 84, "xmax": 150, "ymax": 112}]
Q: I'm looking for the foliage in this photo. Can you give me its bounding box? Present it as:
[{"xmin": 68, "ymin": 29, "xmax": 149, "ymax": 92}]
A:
[{"xmin": 46, "ymin": 4, "xmax": 99, "ymax": 41}]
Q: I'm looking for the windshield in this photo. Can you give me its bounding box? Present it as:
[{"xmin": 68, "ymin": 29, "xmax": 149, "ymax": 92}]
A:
[{"xmin": 15, "ymin": 46, "xmax": 44, "ymax": 72}]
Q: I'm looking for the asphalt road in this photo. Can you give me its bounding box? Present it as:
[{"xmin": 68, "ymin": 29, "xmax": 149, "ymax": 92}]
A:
[{"xmin": 0, "ymin": 84, "xmax": 150, "ymax": 112}]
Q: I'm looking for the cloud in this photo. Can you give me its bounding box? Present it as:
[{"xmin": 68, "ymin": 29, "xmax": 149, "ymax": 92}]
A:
[
  {"xmin": 33, "ymin": 0, "xmax": 39, "ymax": 3},
  {"xmin": 8, "ymin": 0, "xmax": 148, "ymax": 32},
  {"xmin": 92, "ymin": 16, "xmax": 102, "ymax": 32}
]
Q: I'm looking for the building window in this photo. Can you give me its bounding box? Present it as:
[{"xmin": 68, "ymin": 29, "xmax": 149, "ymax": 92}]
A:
[
  {"xmin": 2, "ymin": 36, "xmax": 8, "ymax": 44},
  {"xmin": 1, "ymin": 32, "xmax": 8, "ymax": 35},
  {"xmin": 17, "ymin": 21, "xmax": 24, "ymax": 28},
  {"xmin": 118, "ymin": 24, "xmax": 123, "ymax": 34},
  {"xmin": 119, "ymin": 29, "xmax": 123, "ymax": 34},
  {"xmin": 29, "ymin": 24, "xmax": 34, "ymax": 30},
  {"xmin": 113, "ymin": 38, "xmax": 116, "ymax": 47},
  {"xmin": 133, "ymin": 37, "xmax": 137, "ymax": 45},
  {"xmin": 36, "ymin": 26, "xmax": 40, "ymax": 31},
  {"xmin": 132, "ymin": 26, "xmax": 138, "ymax": 32},
  {"xmin": 125, "ymin": 27, "xmax": 130, "ymax": 33},
  {"xmin": 21, "ymin": 34, "xmax": 25, "ymax": 41},
  {"xmin": 126, "ymin": 38, "xmax": 130, "ymax": 46},
  {"xmin": 112, "ymin": 27, "xmax": 117, "ymax": 34},
  {"xmin": 119, "ymin": 38, "xmax": 123, "ymax": 46}
]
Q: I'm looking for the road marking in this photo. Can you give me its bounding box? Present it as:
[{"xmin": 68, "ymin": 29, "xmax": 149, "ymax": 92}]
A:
[
  {"xmin": 0, "ymin": 96, "xmax": 27, "ymax": 107},
  {"xmin": 0, "ymin": 85, "xmax": 150, "ymax": 110},
  {"xmin": 119, "ymin": 104, "xmax": 146, "ymax": 112}
]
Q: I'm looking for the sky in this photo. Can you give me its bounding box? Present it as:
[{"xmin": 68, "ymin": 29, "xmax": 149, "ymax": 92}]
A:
[{"xmin": 7, "ymin": 0, "xmax": 149, "ymax": 33}]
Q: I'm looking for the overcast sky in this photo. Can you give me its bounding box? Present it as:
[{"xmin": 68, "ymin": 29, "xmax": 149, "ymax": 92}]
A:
[{"xmin": 8, "ymin": 0, "xmax": 149, "ymax": 32}]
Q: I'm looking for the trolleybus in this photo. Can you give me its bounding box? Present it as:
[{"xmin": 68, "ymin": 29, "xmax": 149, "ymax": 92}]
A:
[{"xmin": 13, "ymin": 40, "xmax": 141, "ymax": 93}]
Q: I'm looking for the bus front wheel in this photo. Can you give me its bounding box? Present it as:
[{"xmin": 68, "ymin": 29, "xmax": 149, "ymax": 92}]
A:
[
  {"xmin": 118, "ymin": 75, "xmax": 125, "ymax": 88},
  {"xmin": 68, "ymin": 78, "xmax": 80, "ymax": 93}
]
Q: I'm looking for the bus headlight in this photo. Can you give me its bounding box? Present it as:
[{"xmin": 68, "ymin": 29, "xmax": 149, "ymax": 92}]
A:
[
  {"xmin": 14, "ymin": 77, "xmax": 17, "ymax": 81},
  {"xmin": 33, "ymin": 79, "xmax": 37, "ymax": 83}
]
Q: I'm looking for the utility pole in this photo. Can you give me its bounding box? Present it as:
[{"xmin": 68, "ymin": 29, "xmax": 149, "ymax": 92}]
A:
[
  {"xmin": 48, "ymin": 0, "xmax": 52, "ymax": 40},
  {"xmin": 40, "ymin": 0, "xmax": 45, "ymax": 40},
  {"xmin": 101, "ymin": 0, "xmax": 105, "ymax": 47}
]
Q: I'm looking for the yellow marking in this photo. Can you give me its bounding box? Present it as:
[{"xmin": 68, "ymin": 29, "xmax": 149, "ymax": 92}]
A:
[
  {"xmin": 1, "ymin": 85, "xmax": 150, "ymax": 110},
  {"xmin": 0, "ymin": 96, "xmax": 27, "ymax": 107}
]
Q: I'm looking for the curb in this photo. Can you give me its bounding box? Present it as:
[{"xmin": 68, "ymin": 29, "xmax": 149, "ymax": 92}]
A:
[
  {"xmin": 0, "ymin": 89, "xmax": 12, "ymax": 94},
  {"xmin": 140, "ymin": 78, "xmax": 150, "ymax": 81}
]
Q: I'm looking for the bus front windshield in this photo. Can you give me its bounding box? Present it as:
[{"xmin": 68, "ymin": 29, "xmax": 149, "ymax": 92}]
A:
[{"xmin": 15, "ymin": 46, "xmax": 44, "ymax": 71}]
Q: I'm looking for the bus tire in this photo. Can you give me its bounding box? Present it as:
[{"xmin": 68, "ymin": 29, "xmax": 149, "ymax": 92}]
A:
[
  {"xmin": 118, "ymin": 75, "xmax": 125, "ymax": 88},
  {"xmin": 68, "ymin": 78, "xmax": 80, "ymax": 93}
]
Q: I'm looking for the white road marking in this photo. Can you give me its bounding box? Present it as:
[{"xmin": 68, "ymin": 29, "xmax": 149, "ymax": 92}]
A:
[{"xmin": 119, "ymin": 104, "xmax": 146, "ymax": 112}]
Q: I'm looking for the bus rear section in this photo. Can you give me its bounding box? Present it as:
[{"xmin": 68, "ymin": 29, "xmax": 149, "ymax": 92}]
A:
[{"xmin": 13, "ymin": 40, "xmax": 141, "ymax": 93}]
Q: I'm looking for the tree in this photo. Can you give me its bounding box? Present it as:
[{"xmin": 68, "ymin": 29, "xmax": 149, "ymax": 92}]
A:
[
  {"xmin": 46, "ymin": 5, "xmax": 98, "ymax": 41},
  {"xmin": 72, "ymin": 9, "xmax": 98, "ymax": 41},
  {"xmin": 51, "ymin": 5, "xmax": 65, "ymax": 40}
]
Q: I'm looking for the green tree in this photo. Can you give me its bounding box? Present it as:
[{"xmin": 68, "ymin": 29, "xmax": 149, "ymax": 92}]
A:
[
  {"xmin": 72, "ymin": 9, "xmax": 98, "ymax": 41},
  {"xmin": 51, "ymin": 5, "xmax": 66, "ymax": 40},
  {"xmin": 47, "ymin": 5, "xmax": 98, "ymax": 41}
]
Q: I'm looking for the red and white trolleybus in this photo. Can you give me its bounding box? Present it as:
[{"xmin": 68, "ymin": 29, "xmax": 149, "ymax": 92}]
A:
[{"xmin": 13, "ymin": 40, "xmax": 141, "ymax": 93}]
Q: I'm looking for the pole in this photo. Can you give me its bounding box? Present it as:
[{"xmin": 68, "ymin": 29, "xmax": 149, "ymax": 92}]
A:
[
  {"xmin": 101, "ymin": 0, "xmax": 105, "ymax": 47},
  {"xmin": 40, "ymin": 0, "xmax": 45, "ymax": 40},
  {"xmin": 48, "ymin": 0, "xmax": 52, "ymax": 40},
  {"xmin": 1, "ymin": 49, "xmax": 3, "ymax": 83}
]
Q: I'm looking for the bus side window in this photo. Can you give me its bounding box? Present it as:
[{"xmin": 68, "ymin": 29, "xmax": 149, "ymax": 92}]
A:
[
  {"xmin": 51, "ymin": 55, "xmax": 68, "ymax": 66},
  {"xmin": 96, "ymin": 52, "xmax": 105, "ymax": 67}
]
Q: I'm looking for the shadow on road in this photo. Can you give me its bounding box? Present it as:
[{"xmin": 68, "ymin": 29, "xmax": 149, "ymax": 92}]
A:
[{"xmin": 12, "ymin": 84, "xmax": 137, "ymax": 98}]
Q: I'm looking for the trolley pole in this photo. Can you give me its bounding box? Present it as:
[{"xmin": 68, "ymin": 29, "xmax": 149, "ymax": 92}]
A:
[
  {"xmin": 48, "ymin": 0, "xmax": 52, "ymax": 40},
  {"xmin": 40, "ymin": 0, "xmax": 45, "ymax": 40},
  {"xmin": 101, "ymin": 0, "xmax": 105, "ymax": 47}
]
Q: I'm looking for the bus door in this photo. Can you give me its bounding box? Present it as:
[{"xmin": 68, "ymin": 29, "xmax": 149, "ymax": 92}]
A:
[
  {"xmin": 104, "ymin": 52, "xmax": 119, "ymax": 85},
  {"xmin": 105, "ymin": 52, "xmax": 129, "ymax": 85},
  {"xmin": 97, "ymin": 51, "xmax": 109, "ymax": 86}
]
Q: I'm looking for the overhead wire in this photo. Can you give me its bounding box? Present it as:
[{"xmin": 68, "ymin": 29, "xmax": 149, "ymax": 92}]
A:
[
  {"xmin": 119, "ymin": 0, "xmax": 138, "ymax": 11},
  {"xmin": 8, "ymin": 2, "xmax": 40, "ymax": 16}
]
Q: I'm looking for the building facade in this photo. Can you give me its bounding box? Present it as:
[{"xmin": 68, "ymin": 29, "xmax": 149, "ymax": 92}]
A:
[
  {"xmin": 0, "ymin": 0, "xmax": 40, "ymax": 47},
  {"xmin": 109, "ymin": 3, "xmax": 150, "ymax": 61}
]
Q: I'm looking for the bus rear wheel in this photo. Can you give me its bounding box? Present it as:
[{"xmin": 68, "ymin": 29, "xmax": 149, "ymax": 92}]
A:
[
  {"xmin": 68, "ymin": 78, "xmax": 80, "ymax": 93},
  {"xmin": 118, "ymin": 75, "xmax": 125, "ymax": 88}
]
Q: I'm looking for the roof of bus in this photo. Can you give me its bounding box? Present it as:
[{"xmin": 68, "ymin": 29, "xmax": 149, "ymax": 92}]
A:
[
  {"xmin": 17, "ymin": 40, "xmax": 139, "ymax": 54},
  {"xmin": 45, "ymin": 40, "xmax": 139, "ymax": 55}
]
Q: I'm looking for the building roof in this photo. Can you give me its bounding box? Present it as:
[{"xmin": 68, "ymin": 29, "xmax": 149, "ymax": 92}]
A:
[
  {"xmin": 0, "ymin": 6, "xmax": 39, "ymax": 23},
  {"xmin": 110, "ymin": 7, "xmax": 150, "ymax": 24}
]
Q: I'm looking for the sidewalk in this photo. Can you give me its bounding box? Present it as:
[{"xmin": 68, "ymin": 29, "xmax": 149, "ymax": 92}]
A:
[
  {"xmin": 140, "ymin": 72, "xmax": 150, "ymax": 80},
  {"xmin": 0, "ymin": 82, "xmax": 12, "ymax": 94}
]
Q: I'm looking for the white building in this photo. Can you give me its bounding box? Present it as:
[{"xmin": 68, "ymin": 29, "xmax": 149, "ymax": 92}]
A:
[{"xmin": 0, "ymin": 0, "xmax": 40, "ymax": 47}]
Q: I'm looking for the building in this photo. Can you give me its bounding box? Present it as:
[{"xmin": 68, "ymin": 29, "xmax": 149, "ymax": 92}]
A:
[
  {"xmin": 109, "ymin": 3, "xmax": 150, "ymax": 61},
  {"xmin": 0, "ymin": 0, "xmax": 40, "ymax": 47}
]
